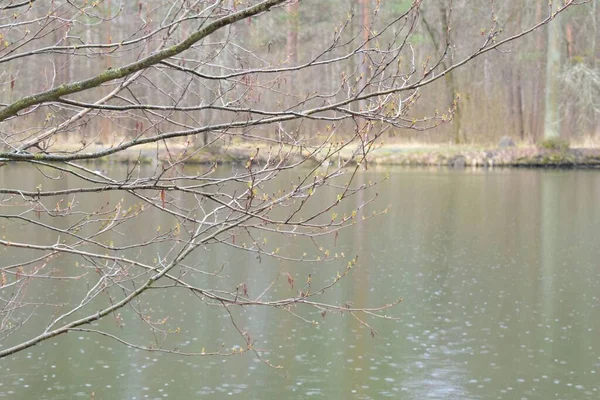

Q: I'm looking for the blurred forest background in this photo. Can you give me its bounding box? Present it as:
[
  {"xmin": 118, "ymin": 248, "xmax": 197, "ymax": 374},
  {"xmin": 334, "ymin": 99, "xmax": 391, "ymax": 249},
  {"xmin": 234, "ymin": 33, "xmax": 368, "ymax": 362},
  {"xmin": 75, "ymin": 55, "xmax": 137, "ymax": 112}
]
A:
[{"xmin": 1, "ymin": 0, "xmax": 599, "ymax": 147}]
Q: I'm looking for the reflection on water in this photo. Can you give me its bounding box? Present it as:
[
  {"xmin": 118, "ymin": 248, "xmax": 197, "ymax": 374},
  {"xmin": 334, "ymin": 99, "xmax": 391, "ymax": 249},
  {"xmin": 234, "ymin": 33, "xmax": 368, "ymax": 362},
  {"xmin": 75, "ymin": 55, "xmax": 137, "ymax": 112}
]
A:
[{"xmin": 1, "ymin": 166, "xmax": 599, "ymax": 399}]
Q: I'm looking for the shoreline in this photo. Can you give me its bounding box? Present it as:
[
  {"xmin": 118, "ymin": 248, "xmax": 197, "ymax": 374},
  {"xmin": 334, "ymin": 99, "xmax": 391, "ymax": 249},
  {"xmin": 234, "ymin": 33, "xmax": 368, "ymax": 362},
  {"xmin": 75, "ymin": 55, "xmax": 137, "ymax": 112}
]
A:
[
  {"xmin": 364, "ymin": 146, "xmax": 600, "ymax": 168},
  {"xmin": 10, "ymin": 143, "xmax": 600, "ymax": 169}
]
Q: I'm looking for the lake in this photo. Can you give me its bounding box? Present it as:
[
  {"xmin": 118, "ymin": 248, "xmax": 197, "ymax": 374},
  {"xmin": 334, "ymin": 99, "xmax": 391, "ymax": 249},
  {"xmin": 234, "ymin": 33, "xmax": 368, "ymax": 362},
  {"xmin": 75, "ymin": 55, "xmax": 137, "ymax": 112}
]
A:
[{"xmin": 1, "ymin": 166, "xmax": 599, "ymax": 399}]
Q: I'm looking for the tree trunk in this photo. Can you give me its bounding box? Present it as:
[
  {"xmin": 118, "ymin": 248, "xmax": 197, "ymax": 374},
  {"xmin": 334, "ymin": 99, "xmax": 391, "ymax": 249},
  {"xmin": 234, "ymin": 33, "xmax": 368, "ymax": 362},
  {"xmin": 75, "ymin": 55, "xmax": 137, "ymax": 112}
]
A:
[
  {"xmin": 562, "ymin": 20, "xmax": 575, "ymax": 140},
  {"xmin": 544, "ymin": 4, "xmax": 562, "ymax": 140},
  {"xmin": 594, "ymin": 0, "xmax": 600, "ymax": 136},
  {"xmin": 530, "ymin": 0, "xmax": 546, "ymax": 142},
  {"xmin": 447, "ymin": 71, "xmax": 463, "ymax": 144},
  {"xmin": 511, "ymin": 8, "xmax": 525, "ymax": 142},
  {"xmin": 286, "ymin": 1, "xmax": 299, "ymax": 65},
  {"xmin": 515, "ymin": 70, "xmax": 525, "ymax": 142},
  {"xmin": 286, "ymin": 1, "xmax": 300, "ymax": 138},
  {"xmin": 421, "ymin": 5, "xmax": 463, "ymax": 144},
  {"xmin": 440, "ymin": 4, "xmax": 463, "ymax": 144},
  {"xmin": 358, "ymin": 0, "xmax": 370, "ymax": 113}
]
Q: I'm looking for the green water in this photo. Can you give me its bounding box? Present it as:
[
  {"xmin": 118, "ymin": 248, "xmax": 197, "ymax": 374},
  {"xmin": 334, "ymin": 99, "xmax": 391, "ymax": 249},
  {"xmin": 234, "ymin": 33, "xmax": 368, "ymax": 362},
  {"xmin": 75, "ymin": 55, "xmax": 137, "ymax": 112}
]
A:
[{"xmin": 1, "ymin": 166, "xmax": 599, "ymax": 399}]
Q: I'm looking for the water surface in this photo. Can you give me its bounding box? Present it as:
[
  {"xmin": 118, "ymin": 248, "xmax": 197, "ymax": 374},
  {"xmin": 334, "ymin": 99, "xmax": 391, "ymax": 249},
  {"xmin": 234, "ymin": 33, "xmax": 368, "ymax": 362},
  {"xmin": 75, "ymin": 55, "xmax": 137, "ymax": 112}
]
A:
[{"xmin": 1, "ymin": 166, "xmax": 599, "ymax": 399}]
